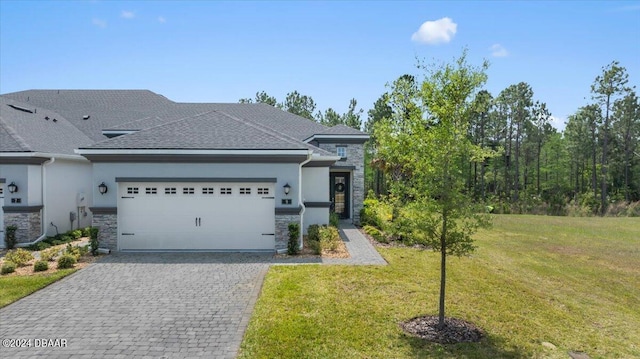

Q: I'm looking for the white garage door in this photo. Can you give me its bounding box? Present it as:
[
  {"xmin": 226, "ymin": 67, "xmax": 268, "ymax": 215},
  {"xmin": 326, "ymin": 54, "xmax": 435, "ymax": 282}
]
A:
[{"xmin": 118, "ymin": 182, "xmax": 275, "ymax": 251}]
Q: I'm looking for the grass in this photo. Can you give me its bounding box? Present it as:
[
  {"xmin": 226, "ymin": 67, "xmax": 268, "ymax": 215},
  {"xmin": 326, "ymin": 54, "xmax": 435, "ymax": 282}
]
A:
[
  {"xmin": 0, "ymin": 269, "xmax": 77, "ymax": 308},
  {"xmin": 239, "ymin": 215, "xmax": 640, "ymax": 359}
]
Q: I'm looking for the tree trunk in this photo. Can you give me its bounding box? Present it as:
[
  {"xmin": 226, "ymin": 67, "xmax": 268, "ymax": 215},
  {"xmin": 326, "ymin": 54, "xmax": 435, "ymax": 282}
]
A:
[
  {"xmin": 438, "ymin": 209, "xmax": 448, "ymax": 329},
  {"xmin": 601, "ymin": 95, "xmax": 610, "ymax": 215}
]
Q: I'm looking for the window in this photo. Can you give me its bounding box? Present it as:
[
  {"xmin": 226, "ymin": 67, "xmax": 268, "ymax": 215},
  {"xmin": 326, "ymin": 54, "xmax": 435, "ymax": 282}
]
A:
[
  {"xmin": 145, "ymin": 187, "xmax": 157, "ymax": 194},
  {"xmin": 183, "ymin": 187, "xmax": 195, "ymax": 194},
  {"xmin": 127, "ymin": 187, "xmax": 139, "ymax": 194},
  {"xmin": 164, "ymin": 187, "xmax": 176, "ymax": 194},
  {"xmin": 257, "ymin": 187, "xmax": 269, "ymax": 195},
  {"xmin": 220, "ymin": 187, "xmax": 232, "ymax": 195},
  {"xmin": 202, "ymin": 187, "xmax": 215, "ymax": 194},
  {"xmin": 337, "ymin": 146, "xmax": 347, "ymax": 158},
  {"xmin": 239, "ymin": 187, "xmax": 251, "ymax": 195}
]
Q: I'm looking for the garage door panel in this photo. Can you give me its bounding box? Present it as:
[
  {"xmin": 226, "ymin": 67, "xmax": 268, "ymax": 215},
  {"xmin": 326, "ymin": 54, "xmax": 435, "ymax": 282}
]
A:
[{"xmin": 118, "ymin": 182, "xmax": 275, "ymax": 251}]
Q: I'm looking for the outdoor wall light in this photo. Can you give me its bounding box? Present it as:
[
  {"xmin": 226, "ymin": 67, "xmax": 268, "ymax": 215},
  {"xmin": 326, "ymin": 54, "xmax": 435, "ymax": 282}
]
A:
[
  {"xmin": 98, "ymin": 182, "xmax": 108, "ymax": 195},
  {"xmin": 8, "ymin": 182, "xmax": 18, "ymax": 193},
  {"xmin": 283, "ymin": 183, "xmax": 291, "ymax": 195}
]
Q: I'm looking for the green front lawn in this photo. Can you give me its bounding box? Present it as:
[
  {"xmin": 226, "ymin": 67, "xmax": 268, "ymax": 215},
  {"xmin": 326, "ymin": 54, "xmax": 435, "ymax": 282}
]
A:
[
  {"xmin": 0, "ymin": 269, "xmax": 77, "ymax": 308},
  {"xmin": 239, "ymin": 215, "xmax": 640, "ymax": 359}
]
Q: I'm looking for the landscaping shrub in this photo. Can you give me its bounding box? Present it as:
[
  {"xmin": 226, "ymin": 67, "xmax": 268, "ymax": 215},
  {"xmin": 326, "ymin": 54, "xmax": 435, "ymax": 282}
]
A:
[
  {"xmin": 4, "ymin": 248, "xmax": 34, "ymax": 267},
  {"xmin": 307, "ymin": 224, "xmax": 320, "ymax": 242},
  {"xmin": 319, "ymin": 226, "xmax": 340, "ymax": 252},
  {"xmin": 89, "ymin": 227, "xmax": 99, "ymax": 255},
  {"xmin": 65, "ymin": 244, "xmax": 82, "ymax": 261},
  {"xmin": 287, "ymin": 222, "xmax": 300, "ymax": 255},
  {"xmin": 1, "ymin": 261, "xmax": 16, "ymax": 275},
  {"xmin": 360, "ymin": 196, "xmax": 393, "ymax": 230},
  {"xmin": 363, "ymin": 225, "xmax": 387, "ymax": 243},
  {"xmin": 57, "ymin": 254, "xmax": 76, "ymax": 269},
  {"xmin": 69, "ymin": 229, "xmax": 83, "ymax": 240},
  {"xmin": 59, "ymin": 235, "xmax": 73, "ymax": 244},
  {"xmin": 329, "ymin": 212, "xmax": 340, "ymax": 228},
  {"xmin": 27, "ymin": 241, "xmax": 51, "ymax": 251},
  {"xmin": 51, "ymin": 240, "xmax": 63, "ymax": 246},
  {"xmin": 81, "ymin": 226, "xmax": 92, "ymax": 237},
  {"xmin": 33, "ymin": 260, "xmax": 49, "ymax": 272},
  {"xmin": 40, "ymin": 247, "xmax": 60, "ymax": 262},
  {"xmin": 4, "ymin": 225, "xmax": 18, "ymax": 249},
  {"xmin": 309, "ymin": 238, "xmax": 322, "ymax": 255}
]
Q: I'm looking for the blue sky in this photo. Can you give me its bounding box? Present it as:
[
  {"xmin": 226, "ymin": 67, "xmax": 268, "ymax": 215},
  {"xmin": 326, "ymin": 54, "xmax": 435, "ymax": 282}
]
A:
[{"xmin": 1, "ymin": 1, "xmax": 638, "ymax": 130}]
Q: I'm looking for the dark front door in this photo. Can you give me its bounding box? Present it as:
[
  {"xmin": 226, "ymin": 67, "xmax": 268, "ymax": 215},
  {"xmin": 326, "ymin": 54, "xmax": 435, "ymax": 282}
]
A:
[{"xmin": 330, "ymin": 172, "xmax": 350, "ymax": 219}]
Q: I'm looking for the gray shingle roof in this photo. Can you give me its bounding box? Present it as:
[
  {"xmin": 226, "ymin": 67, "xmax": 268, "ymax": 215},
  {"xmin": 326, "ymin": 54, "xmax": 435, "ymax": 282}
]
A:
[
  {"xmin": 0, "ymin": 97, "xmax": 93, "ymax": 154},
  {"xmin": 0, "ymin": 89, "xmax": 353, "ymax": 155},
  {"xmin": 84, "ymin": 111, "xmax": 310, "ymax": 150},
  {"xmin": 317, "ymin": 124, "xmax": 368, "ymax": 136}
]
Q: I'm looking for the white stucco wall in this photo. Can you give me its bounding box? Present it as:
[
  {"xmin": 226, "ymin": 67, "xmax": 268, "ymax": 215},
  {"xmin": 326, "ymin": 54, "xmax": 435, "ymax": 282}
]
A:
[
  {"xmin": 91, "ymin": 162, "xmax": 300, "ymax": 208},
  {"xmin": 0, "ymin": 164, "xmax": 28, "ymax": 205},
  {"xmin": 301, "ymin": 167, "xmax": 329, "ymax": 202},
  {"xmin": 45, "ymin": 158, "xmax": 93, "ymax": 235},
  {"xmin": 302, "ymin": 207, "xmax": 329, "ymax": 233},
  {"xmin": 27, "ymin": 165, "xmax": 42, "ymax": 206}
]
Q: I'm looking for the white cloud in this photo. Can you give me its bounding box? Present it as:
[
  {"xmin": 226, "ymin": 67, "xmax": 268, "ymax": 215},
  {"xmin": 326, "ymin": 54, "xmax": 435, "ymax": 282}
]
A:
[
  {"xmin": 158, "ymin": 16, "xmax": 166, "ymax": 23},
  {"xmin": 490, "ymin": 44, "xmax": 509, "ymax": 57},
  {"xmin": 549, "ymin": 116, "xmax": 565, "ymax": 130},
  {"xmin": 411, "ymin": 17, "xmax": 457, "ymax": 45},
  {"xmin": 92, "ymin": 18, "xmax": 107, "ymax": 28},
  {"xmin": 121, "ymin": 10, "xmax": 135, "ymax": 19}
]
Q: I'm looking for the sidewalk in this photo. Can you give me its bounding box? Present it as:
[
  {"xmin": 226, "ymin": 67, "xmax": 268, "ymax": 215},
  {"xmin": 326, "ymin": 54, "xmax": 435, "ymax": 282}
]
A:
[{"xmin": 272, "ymin": 222, "xmax": 387, "ymax": 265}]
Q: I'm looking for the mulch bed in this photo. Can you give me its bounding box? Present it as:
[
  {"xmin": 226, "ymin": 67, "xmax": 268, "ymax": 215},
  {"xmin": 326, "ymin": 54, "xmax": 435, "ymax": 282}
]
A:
[
  {"xmin": 274, "ymin": 236, "xmax": 350, "ymax": 259},
  {"xmin": 400, "ymin": 315, "xmax": 484, "ymax": 344}
]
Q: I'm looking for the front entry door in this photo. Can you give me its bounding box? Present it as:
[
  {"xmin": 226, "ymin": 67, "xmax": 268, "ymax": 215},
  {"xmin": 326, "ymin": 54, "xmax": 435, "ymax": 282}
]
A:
[{"xmin": 330, "ymin": 173, "xmax": 350, "ymax": 219}]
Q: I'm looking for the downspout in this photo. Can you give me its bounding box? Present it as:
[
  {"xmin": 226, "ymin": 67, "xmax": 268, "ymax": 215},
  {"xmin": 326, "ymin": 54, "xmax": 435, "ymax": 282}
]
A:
[
  {"xmin": 297, "ymin": 152, "xmax": 313, "ymax": 250},
  {"xmin": 17, "ymin": 157, "xmax": 54, "ymax": 247}
]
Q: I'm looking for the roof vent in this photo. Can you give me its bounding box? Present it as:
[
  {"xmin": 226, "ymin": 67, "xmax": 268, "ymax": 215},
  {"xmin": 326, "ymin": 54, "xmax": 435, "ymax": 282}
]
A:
[
  {"xmin": 83, "ymin": 115, "xmax": 90, "ymax": 120},
  {"xmin": 52, "ymin": 119, "xmax": 58, "ymax": 123},
  {"xmin": 7, "ymin": 104, "xmax": 34, "ymax": 113},
  {"xmin": 45, "ymin": 116, "xmax": 50, "ymax": 120}
]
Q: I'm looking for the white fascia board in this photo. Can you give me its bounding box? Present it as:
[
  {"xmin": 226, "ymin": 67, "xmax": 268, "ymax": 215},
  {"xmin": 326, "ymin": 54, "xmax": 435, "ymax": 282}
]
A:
[
  {"xmin": 303, "ymin": 134, "xmax": 370, "ymax": 143},
  {"xmin": 74, "ymin": 148, "xmax": 311, "ymax": 156},
  {"xmin": 0, "ymin": 152, "xmax": 88, "ymax": 162}
]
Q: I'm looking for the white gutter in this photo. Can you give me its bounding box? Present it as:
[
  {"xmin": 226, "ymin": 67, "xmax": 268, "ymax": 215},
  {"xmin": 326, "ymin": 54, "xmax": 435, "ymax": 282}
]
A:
[
  {"xmin": 17, "ymin": 157, "xmax": 55, "ymax": 247},
  {"xmin": 297, "ymin": 152, "xmax": 313, "ymax": 250},
  {"xmin": 75, "ymin": 149, "xmax": 310, "ymax": 156},
  {"xmin": 0, "ymin": 152, "xmax": 88, "ymax": 163}
]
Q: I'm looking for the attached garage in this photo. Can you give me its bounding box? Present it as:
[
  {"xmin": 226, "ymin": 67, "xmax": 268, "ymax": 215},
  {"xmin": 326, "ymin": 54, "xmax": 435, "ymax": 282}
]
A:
[{"xmin": 117, "ymin": 179, "xmax": 275, "ymax": 251}]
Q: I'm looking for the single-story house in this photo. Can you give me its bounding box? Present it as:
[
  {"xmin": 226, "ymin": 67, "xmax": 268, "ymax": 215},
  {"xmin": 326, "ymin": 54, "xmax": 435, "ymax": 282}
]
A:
[{"xmin": 0, "ymin": 90, "xmax": 368, "ymax": 252}]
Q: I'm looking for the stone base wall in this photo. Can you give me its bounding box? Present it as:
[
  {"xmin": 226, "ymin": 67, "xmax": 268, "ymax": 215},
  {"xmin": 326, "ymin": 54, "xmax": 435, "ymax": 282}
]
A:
[
  {"xmin": 4, "ymin": 212, "xmax": 42, "ymax": 244},
  {"xmin": 275, "ymin": 214, "xmax": 301, "ymax": 251},
  {"xmin": 92, "ymin": 213, "xmax": 117, "ymax": 251}
]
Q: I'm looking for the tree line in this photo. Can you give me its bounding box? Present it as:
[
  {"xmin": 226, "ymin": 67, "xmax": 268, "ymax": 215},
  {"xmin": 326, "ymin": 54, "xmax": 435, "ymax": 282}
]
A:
[{"xmin": 240, "ymin": 60, "xmax": 638, "ymax": 215}]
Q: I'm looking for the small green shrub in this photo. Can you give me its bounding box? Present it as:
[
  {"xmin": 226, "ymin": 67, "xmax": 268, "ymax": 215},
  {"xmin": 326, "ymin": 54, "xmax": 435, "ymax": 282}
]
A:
[
  {"xmin": 287, "ymin": 222, "xmax": 300, "ymax": 255},
  {"xmin": 1, "ymin": 261, "xmax": 17, "ymax": 275},
  {"xmin": 69, "ymin": 229, "xmax": 83, "ymax": 239},
  {"xmin": 30, "ymin": 241, "xmax": 51, "ymax": 251},
  {"xmin": 89, "ymin": 227, "xmax": 99, "ymax": 255},
  {"xmin": 307, "ymin": 224, "xmax": 320, "ymax": 242},
  {"xmin": 57, "ymin": 254, "xmax": 76, "ymax": 269},
  {"xmin": 4, "ymin": 225, "xmax": 18, "ymax": 249},
  {"xmin": 309, "ymin": 238, "xmax": 322, "ymax": 255},
  {"xmin": 319, "ymin": 226, "xmax": 341, "ymax": 252},
  {"xmin": 60, "ymin": 235, "xmax": 73, "ymax": 243},
  {"xmin": 329, "ymin": 212, "xmax": 340, "ymax": 228},
  {"xmin": 33, "ymin": 260, "xmax": 49, "ymax": 272},
  {"xmin": 4, "ymin": 248, "xmax": 34, "ymax": 267},
  {"xmin": 363, "ymin": 225, "xmax": 387, "ymax": 243},
  {"xmin": 65, "ymin": 244, "xmax": 82, "ymax": 260},
  {"xmin": 40, "ymin": 247, "xmax": 60, "ymax": 262},
  {"xmin": 81, "ymin": 227, "xmax": 92, "ymax": 237},
  {"xmin": 51, "ymin": 240, "xmax": 63, "ymax": 246}
]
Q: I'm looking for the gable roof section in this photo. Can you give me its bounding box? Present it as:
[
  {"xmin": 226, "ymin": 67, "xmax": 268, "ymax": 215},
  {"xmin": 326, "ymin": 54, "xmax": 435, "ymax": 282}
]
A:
[
  {"xmin": 1, "ymin": 90, "xmax": 176, "ymax": 142},
  {"xmin": 0, "ymin": 97, "xmax": 93, "ymax": 154},
  {"xmin": 82, "ymin": 111, "xmax": 310, "ymax": 150}
]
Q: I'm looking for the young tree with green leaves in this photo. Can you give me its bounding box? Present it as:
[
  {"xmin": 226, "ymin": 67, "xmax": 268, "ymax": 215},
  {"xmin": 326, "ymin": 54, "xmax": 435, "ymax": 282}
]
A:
[{"xmin": 374, "ymin": 51, "xmax": 493, "ymax": 329}]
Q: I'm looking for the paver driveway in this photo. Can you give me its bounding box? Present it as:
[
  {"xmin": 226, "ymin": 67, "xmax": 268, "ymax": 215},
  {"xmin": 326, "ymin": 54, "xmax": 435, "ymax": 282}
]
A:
[{"xmin": 0, "ymin": 253, "xmax": 271, "ymax": 359}]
